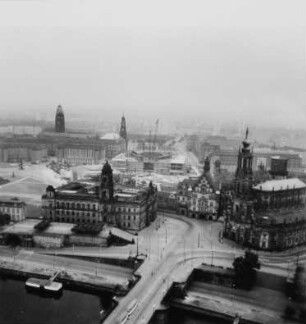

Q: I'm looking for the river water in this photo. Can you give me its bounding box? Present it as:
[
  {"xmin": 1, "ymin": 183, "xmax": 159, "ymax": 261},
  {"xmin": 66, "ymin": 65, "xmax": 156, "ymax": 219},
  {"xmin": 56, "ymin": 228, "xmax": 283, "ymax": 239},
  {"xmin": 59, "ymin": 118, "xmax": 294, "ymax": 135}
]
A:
[
  {"xmin": 0, "ymin": 277, "xmax": 229, "ymax": 324},
  {"xmin": 0, "ymin": 277, "xmax": 112, "ymax": 324}
]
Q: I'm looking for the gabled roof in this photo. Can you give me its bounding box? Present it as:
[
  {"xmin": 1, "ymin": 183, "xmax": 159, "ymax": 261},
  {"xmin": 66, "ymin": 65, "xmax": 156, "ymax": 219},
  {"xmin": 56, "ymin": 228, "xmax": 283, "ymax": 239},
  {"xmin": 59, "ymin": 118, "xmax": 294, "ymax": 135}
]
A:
[{"xmin": 253, "ymin": 178, "xmax": 306, "ymax": 192}]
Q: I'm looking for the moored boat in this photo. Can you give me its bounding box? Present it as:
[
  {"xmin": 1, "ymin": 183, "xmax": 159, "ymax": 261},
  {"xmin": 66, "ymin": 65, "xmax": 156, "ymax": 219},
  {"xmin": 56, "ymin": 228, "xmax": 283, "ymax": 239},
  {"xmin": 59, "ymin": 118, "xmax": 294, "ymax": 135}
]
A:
[{"xmin": 25, "ymin": 278, "xmax": 62, "ymax": 292}]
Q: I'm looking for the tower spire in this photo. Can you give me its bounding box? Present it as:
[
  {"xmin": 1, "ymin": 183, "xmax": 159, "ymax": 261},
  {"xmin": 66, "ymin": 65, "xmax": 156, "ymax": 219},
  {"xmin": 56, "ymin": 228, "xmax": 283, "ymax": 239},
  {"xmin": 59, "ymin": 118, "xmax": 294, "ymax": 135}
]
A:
[
  {"xmin": 119, "ymin": 114, "xmax": 128, "ymax": 151},
  {"xmin": 234, "ymin": 129, "xmax": 253, "ymax": 196}
]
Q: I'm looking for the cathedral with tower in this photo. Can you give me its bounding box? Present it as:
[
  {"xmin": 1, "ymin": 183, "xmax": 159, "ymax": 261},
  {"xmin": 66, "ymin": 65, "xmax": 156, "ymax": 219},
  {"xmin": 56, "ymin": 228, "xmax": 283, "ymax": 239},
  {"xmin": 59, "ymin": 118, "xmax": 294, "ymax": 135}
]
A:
[{"xmin": 221, "ymin": 130, "xmax": 306, "ymax": 251}]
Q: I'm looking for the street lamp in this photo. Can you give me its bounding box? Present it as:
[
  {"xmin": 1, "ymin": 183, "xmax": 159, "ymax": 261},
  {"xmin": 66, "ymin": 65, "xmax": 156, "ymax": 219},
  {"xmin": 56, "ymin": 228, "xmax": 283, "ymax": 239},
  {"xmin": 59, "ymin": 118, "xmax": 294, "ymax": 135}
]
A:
[
  {"xmin": 211, "ymin": 250, "xmax": 214, "ymax": 267},
  {"xmin": 135, "ymin": 232, "xmax": 139, "ymax": 257}
]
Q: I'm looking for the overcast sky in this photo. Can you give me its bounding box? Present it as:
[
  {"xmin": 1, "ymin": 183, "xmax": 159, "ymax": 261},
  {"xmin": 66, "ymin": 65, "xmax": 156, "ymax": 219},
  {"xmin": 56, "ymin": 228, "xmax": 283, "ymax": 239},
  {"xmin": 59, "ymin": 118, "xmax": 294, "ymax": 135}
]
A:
[{"xmin": 0, "ymin": 0, "xmax": 304, "ymax": 128}]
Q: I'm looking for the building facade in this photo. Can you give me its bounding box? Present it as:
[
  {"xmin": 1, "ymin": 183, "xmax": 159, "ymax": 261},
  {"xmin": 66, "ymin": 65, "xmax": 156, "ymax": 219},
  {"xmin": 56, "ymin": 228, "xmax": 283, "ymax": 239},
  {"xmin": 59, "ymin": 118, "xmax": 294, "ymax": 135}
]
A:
[
  {"xmin": 42, "ymin": 161, "xmax": 157, "ymax": 231},
  {"xmin": 56, "ymin": 141, "xmax": 106, "ymax": 165},
  {"xmin": 176, "ymin": 161, "xmax": 219, "ymax": 220},
  {"xmin": 0, "ymin": 144, "xmax": 48, "ymax": 163},
  {"xmin": 221, "ymin": 132, "xmax": 306, "ymax": 251},
  {"xmin": 0, "ymin": 198, "xmax": 26, "ymax": 222},
  {"xmin": 0, "ymin": 107, "xmax": 126, "ymax": 165}
]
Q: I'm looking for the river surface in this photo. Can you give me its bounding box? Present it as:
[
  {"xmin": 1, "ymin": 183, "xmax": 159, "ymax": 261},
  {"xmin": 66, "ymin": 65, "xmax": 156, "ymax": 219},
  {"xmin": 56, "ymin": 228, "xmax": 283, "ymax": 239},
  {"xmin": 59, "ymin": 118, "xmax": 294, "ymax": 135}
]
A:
[
  {"xmin": 0, "ymin": 277, "xmax": 112, "ymax": 324},
  {"xmin": 1, "ymin": 277, "xmax": 230, "ymax": 324}
]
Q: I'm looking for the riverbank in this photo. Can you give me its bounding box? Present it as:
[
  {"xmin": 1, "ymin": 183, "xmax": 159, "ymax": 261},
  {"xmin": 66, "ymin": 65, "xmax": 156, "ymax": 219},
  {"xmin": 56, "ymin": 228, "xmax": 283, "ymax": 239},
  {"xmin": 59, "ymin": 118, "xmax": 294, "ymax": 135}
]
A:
[{"xmin": 0, "ymin": 266, "xmax": 125, "ymax": 296}]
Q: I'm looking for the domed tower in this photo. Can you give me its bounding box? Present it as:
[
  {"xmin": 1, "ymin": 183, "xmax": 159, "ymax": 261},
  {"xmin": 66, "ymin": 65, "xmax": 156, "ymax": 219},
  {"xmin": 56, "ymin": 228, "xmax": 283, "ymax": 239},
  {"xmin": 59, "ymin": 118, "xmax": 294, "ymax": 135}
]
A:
[
  {"xmin": 234, "ymin": 128, "xmax": 253, "ymax": 196},
  {"xmin": 100, "ymin": 161, "xmax": 114, "ymax": 202},
  {"xmin": 55, "ymin": 105, "xmax": 65, "ymax": 133}
]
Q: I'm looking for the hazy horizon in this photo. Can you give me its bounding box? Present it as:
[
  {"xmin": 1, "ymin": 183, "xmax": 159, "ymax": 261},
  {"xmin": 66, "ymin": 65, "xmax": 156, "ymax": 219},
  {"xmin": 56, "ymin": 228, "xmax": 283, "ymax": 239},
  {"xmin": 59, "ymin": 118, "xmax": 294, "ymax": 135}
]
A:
[{"xmin": 0, "ymin": 0, "xmax": 305, "ymax": 129}]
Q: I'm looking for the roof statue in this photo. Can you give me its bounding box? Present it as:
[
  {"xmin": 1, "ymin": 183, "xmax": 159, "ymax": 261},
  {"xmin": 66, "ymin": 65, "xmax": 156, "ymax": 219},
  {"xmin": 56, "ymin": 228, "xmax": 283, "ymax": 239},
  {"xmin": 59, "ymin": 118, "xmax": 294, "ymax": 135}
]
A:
[{"xmin": 245, "ymin": 127, "xmax": 249, "ymax": 141}]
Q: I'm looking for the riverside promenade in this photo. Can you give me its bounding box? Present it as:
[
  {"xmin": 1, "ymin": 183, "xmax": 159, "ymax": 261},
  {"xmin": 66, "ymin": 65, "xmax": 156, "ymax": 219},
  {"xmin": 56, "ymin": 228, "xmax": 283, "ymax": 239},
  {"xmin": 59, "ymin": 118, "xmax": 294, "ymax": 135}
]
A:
[{"xmin": 0, "ymin": 247, "xmax": 136, "ymax": 295}]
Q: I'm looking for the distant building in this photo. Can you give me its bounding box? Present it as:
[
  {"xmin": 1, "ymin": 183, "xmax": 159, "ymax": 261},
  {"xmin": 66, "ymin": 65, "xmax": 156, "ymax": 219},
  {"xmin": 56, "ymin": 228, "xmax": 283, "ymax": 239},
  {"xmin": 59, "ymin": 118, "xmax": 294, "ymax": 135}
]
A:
[
  {"xmin": 0, "ymin": 144, "xmax": 48, "ymax": 163},
  {"xmin": 42, "ymin": 161, "xmax": 157, "ymax": 231},
  {"xmin": 99, "ymin": 133, "xmax": 126, "ymax": 159},
  {"xmin": 210, "ymin": 148, "xmax": 303, "ymax": 174},
  {"xmin": 56, "ymin": 140, "xmax": 106, "ymax": 165},
  {"xmin": 0, "ymin": 197, "xmax": 26, "ymax": 222},
  {"xmin": 220, "ymin": 131, "xmax": 306, "ymax": 251},
  {"xmin": 176, "ymin": 162, "xmax": 219, "ymax": 220},
  {"xmin": 111, "ymin": 152, "xmax": 188, "ymax": 175},
  {"xmin": 0, "ymin": 219, "xmax": 134, "ymax": 248},
  {"xmin": 0, "ymin": 108, "xmax": 126, "ymax": 165},
  {"xmin": 55, "ymin": 105, "xmax": 65, "ymax": 133}
]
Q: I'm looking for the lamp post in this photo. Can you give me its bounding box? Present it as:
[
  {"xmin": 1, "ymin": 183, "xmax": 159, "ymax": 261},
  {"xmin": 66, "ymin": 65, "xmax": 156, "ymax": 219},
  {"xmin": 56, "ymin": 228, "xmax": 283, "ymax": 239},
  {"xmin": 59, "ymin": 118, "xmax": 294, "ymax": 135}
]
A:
[
  {"xmin": 135, "ymin": 232, "xmax": 139, "ymax": 257},
  {"xmin": 211, "ymin": 250, "xmax": 214, "ymax": 266},
  {"xmin": 210, "ymin": 222, "xmax": 214, "ymax": 266}
]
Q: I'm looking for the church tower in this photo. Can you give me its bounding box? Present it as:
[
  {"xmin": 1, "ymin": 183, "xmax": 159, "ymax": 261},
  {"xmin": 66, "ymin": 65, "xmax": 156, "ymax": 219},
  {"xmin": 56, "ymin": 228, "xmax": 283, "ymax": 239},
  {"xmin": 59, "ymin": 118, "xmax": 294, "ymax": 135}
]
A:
[
  {"xmin": 234, "ymin": 128, "xmax": 253, "ymax": 196},
  {"xmin": 100, "ymin": 161, "xmax": 114, "ymax": 202},
  {"xmin": 119, "ymin": 115, "xmax": 128, "ymax": 150},
  {"xmin": 55, "ymin": 105, "xmax": 65, "ymax": 133},
  {"xmin": 204, "ymin": 156, "xmax": 210, "ymax": 174}
]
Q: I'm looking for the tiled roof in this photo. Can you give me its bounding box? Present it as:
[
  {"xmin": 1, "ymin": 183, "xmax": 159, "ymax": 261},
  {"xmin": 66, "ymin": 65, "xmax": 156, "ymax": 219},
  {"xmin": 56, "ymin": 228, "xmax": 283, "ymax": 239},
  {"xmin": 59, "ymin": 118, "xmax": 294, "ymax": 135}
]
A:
[{"xmin": 253, "ymin": 178, "xmax": 306, "ymax": 192}]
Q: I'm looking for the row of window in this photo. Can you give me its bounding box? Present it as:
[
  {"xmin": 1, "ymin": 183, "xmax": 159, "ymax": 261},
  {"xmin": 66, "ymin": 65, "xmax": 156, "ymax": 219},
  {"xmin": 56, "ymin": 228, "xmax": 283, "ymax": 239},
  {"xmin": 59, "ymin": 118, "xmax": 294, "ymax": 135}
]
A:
[
  {"xmin": 0, "ymin": 207, "xmax": 22, "ymax": 214},
  {"xmin": 55, "ymin": 217, "xmax": 98, "ymax": 224},
  {"xmin": 55, "ymin": 210, "xmax": 96, "ymax": 217},
  {"xmin": 55, "ymin": 202, "xmax": 97, "ymax": 210},
  {"xmin": 121, "ymin": 215, "xmax": 137, "ymax": 221},
  {"xmin": 116, "ymin": 207, "xmax": 139, "ymax": 213},
  {"xmin": 119, "ymin": 222, "xmax": 131, "ymax": 228}
]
